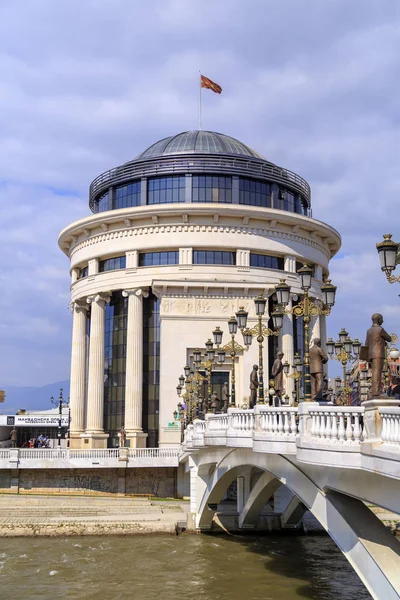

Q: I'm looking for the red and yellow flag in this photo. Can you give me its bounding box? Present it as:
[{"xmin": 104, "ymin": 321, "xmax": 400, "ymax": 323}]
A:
[{"xmin": 201, "ymin": 75, "xmax": 222, "ymax": 94}]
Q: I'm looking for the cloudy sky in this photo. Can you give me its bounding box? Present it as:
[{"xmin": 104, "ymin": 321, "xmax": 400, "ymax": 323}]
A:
[{"xmin": 0, "ymin": 0, "xmax": 399, "ymax": 387}]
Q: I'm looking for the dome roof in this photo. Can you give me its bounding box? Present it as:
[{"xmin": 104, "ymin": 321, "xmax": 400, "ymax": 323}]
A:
[{"xmin": 135, "ymin": 130, "xmax": 265, "ymax": 161}]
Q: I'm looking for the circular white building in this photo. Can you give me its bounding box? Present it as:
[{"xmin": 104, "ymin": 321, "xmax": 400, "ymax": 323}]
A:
[{"xmin": 59, "ymin": 130, "xmax": 341, "ymax": 449}]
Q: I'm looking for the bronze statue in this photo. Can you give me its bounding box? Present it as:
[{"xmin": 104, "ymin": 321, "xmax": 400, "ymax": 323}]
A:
[
  {"xmin": 271, "ymin": 351, "xmax": 284, "ymax": 396},
  {"xmin": 221, "ymin": 382, "xmax": 229, "ymax": 412},
  {"xmin": 250, "ymin": 365, "xmax": 259, "ymax": 409},
  {"xmin": 210, "ymin": 391, "xmax": 220, "ymax": 413},
  {"xmin": 310, "ymin": 338, "xmax": 328, "ymax": 401},
  {"xmin": 364, "ymin": 313, "xmax": 392, "ymax": 397},
  {"xmin": 119, "ymin": 426, "xmax": 126, "ymax": 447}
]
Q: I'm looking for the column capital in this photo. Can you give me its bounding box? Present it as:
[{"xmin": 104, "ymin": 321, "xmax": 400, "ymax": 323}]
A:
[
  {"xmin": 70, "ymin": 299, "xmax": 89, "ymax": 313},
  {"xmin": 122, "ymin": 287, "xmax": 149, "ymax": 299},
  {"xmin": 87, "ymin": 292, "xmax": 111, "ymax": 306}
]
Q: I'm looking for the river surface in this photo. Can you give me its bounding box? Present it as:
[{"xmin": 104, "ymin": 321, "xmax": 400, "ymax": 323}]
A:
[{"xmin": 0, "ymin": 534, "xmax": 371, "ymax": 600}]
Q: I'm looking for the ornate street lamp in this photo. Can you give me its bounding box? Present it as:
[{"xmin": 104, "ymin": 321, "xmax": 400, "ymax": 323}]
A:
[
  {"xmin": 376, "ymin": 234, "xmax": 400, "ymax": 282},
  {"xmin": 240, "ymin": 283, "xmax": 290, "ymax": 405},
  {"xmin": 326, "ymin": 329, "xmax": 360, "ymax": 405},
  {"xmin": 51, "ymin": 388, "xmax": 69, "ymax": 448},
  {"xmin": 286, "ymin": 264, "xmax": 337, "ymax": 402}
]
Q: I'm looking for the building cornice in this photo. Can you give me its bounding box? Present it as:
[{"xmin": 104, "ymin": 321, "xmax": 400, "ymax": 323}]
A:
[{"xmin": 59, "ymin": 204, "xmax": 341, "ymax": 260}]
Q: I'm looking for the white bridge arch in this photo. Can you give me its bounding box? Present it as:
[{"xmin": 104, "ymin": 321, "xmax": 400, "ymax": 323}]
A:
[{"xmin": 181, "ymin": 403, "xmax": 400, "ymax": 600}]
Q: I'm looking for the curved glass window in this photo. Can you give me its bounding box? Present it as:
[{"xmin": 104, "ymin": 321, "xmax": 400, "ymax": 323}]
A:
[
  {"xmin": 250, "ymin": 254, "xmax": 284, "ymax": 270},
  {"xmin": 78, "ymin": 266, "xmax": 88, "ymax": 279},
  {"xmin": 142, "ymin": 292, "xmax": 160, "ymax": 447},
  {"xmin": 99, "ymin": 256, "xmax": 126, "ymax": 272},
  {"xmin": 193, "ymin": 250, "xmax": 236, "ymax": 265},
  {"xmin": 277, "ymin": 189, "xmax": 295, "ymax": 212},
  {"xmin": 148, "ymin": 176, "xmax": 185, "ymax": 204},
  {"xmin": 192, "ymin": 175, "xmax": 232, "ymax": 203},
  {"xmin": 115, "ymin": 181, "xmax": 141, "ymax": 209},
  {"xmin": 94, "ymin": 191, "xmax": 112, "ymax": 213},
  {"xmin": 139, "ymin": 251, "xmax": 179, "ymax": 266},
  {"xmin": 104, "ymin": 292, "xmax": 127, "ymax": 443},
  {"xmin": 239, "ymin": 178, "xmax": 270, "ymax": 207}
]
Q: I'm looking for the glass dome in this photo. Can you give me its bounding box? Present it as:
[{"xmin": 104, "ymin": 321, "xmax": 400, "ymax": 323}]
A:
[{"xmin": 135, "ymin": 130, "xmax": 265, "ymax": 161}]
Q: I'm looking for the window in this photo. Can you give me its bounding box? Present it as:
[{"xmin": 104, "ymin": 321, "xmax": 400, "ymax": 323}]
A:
[
  {"xmin": 142, "ymin": 293, "xmax": 160, "ymax": 447},
  {"xmin": 115, "ymin": 181, "xmax": 141, "ymax": 209},
  {"xmin": 192, "ymin": 175, "xmax": 232, "ymax": 203},
  {"xmin": 193, "ymin": 250, "xmax": 236, "ymax": 265},
  {"xmin": 239, "ymin": 178, "xmax": 270, "ymax": 207},
  {"xmin": 250, "ymin": 254, "xmax": 284, "ymax": 270},
  {"xmin": 139, "ymin": 251, "xmax": 179, "ymax": 267},
  {"xmin": 148, "ymin": 176, "xmax": 186, "ymax": 204},
  {"xmin": 277, "ymin": 188, "xmax": 295, "ymax": 212},
  {"xmin": 78, "ymin": 266, "xmax": 88, "ymax": 279},
  {"xmin": 94, "ymin": 191, "xmax": 112, "ymax": 213},
  {"xmin": 99, "ymin": 256, "xmax": 126, "ymax": 272},
  {"xmin": 103, "ymin": 292, "xmax": 127, "ymax": 442}
]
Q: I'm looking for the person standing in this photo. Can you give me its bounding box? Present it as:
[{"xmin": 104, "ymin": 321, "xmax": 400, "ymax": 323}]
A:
[{"xmin": 10, "ymin": 427, "xmax": 17, "ymax": 448}]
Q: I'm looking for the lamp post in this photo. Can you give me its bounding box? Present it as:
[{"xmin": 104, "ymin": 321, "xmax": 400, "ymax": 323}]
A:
[
  {"xmin": 208, "ymin": 320, "xmax": 243, "ymax": 408},
  {"xmin": 240, "ymin": 280, "xmax": 290, "ymax": 405},
  {"xmin": 50, "ymin": 388, "xmax": 69, "ymax": 448},
  {"xmin": 284, "ymin": 352, "xmax": 303, "ymax": 404},
  {"xmin": 286, "ymin": 265, "xmax": 337, "ymax": 402},
  {"xmin": 326, "ymin": 329, "xmax": 361, "ymax": 405}
]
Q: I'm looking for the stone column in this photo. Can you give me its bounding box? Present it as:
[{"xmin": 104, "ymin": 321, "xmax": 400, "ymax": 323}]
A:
[
  {"xmin": 311, "ymin": 315, "xmax": 321, "ymax": 344},
  {"xmin": 281, "ymin": 299, "xmax": 294, "ymax": 402},
  {"xmin": 84, "ymin": 294, "xmax": 109, "ymax": 448},
  {"xmin": 122, "ymin": 288, "xmax": 148, "ymax": 448},
  {"xmin": 69, "ymin": 300, "xmax": 88, "ymax": 447}
]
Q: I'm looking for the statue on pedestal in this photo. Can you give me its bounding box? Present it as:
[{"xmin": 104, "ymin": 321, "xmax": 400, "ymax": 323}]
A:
[
  {"xmin": 119, "ymin": 426, "xmax": 126, "ymax": 447},
  {"xmin": 364, "ymin": 313, "xmax": 392, "ymax": 397},
  {"xmin": 210, "ymin": 391, "xmax": 220, "ymax": 413},
  {"xmin": 221, "ymin": 382, "xmax": 230, "ymax": 412},
  {"xmin": 249, "ymin": 365, "xmax": 258, "ymax": 409},
  {"xmin": 271, "ymin": 352, "xmax": 284, "ymax": 396},
  {"xmin": 310, "ymin": 338, "xmax": 328, "ymax": 401}
]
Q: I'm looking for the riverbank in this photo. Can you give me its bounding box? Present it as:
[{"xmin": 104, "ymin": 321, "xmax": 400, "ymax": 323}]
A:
[{"xmin": 0, "ymin": 494, "xmax": 190, "ymax": 537}]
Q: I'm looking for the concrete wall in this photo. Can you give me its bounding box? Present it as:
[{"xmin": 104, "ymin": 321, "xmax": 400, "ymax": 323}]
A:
[{"xmin": 0, "ymin": 467, "xmax": 177, "ymax": 497}]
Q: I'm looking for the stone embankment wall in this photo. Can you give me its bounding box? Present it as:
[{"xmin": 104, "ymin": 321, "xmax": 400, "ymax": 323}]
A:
[{"xmin": 0, "ymin": 467, "xmax": 177, "ymax": 497}]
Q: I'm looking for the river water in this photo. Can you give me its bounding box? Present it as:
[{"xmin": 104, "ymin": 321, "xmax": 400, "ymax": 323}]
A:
[{"xmin": 0, "ymin": 534, "xmax": 371, "ymax": 600}]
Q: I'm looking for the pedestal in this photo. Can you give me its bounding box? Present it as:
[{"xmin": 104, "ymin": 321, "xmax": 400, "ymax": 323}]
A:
[
  {"xmin": 80, "ymin": 433, "xmax": 109, "ymax": 449},
  {"xmin": 362, "ymin": 398, "xmax": 400, "ymax": 445},
  {"xmin": 126, "ymin": 432, "xmax": 148, "ymax": 448}
]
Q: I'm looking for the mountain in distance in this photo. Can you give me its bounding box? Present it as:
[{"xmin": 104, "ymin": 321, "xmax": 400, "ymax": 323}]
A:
[{"xmin": 0, "ymin": 380, "xmax": 70, "ymax": 413}]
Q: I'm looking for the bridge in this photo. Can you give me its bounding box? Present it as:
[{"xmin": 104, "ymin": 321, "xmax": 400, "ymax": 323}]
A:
[{"xmin": 180, "ymin": 401, "xmax": 400, "ymax": 600}]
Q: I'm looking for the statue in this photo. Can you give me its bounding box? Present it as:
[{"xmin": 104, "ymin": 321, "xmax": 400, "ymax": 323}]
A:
[
  {"xmin": 271, "ymin": 352, "xmax": 284, "ymax": 396},
  {"xmin": 309, "ymin": 338, "xmax": 328, "ymax": 401},
  {"xmin": 210, "ymin": 391, "xmax": 220, "ymax": 413},
  {"xmin": 322, "ymin": 374, "xmax": 330, "ymax": 402},
  {"xmin": 119, "ymin": 426, "xmax": 126, "ymax": 447},
  {"xmin": 221, "ymin": 382, "xmax": 230, "ymax": 412},
  {"xmin": 364, "ymin": 313, "xmax": 392, "ymax": 397},
  {"xmin": 250, "ymin": 365, "xmax": 259, "ymax": 409}
]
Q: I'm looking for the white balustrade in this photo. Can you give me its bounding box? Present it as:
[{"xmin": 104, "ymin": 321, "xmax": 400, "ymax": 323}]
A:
[
  {"xmin": 229, "ymin": 410, "xmax": 255, "ymax": 433},
  {"xmin": 206, "ymin": 414, "xmax": 229, "ymax": 433},
  {"xmin": 258, "ymin": 407, "xmax": 298, "ymax": 437},
  {"xmin": 308, "ymin": 407, "xmax": 364, "ymax": 444},
  {"xmin": 379, "ymin": 408, "xmax": 400, "ymax": 448}
]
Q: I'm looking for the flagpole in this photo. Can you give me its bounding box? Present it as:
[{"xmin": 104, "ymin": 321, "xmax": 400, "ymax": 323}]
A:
[{"xmin": 198, "ymin": 71, "xmax": 202, "ymax": 130}]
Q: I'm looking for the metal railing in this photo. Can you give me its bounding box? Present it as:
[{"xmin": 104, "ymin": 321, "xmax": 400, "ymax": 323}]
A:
[{"xmin": 89, "ymin": 154, "xmax": 311, "ymax": 211}]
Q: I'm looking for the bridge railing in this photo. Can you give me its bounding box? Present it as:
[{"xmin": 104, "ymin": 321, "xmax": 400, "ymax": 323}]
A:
[
  {"xmin": 379, "ymin": 407, "xmax": 400, "ymax": 448},
  {"xmin": 257, "ymin": 406, "xmax": 298, "ymax": 437},
  {"xmin": 308, "ymin": 407, "xmax": 364, "ymax": 444}
]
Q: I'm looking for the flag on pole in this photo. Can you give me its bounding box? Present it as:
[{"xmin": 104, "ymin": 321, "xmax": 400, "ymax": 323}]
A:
[{"xmin": 201, "ymin": 75, "xmax": 222, "ymax": 94}]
